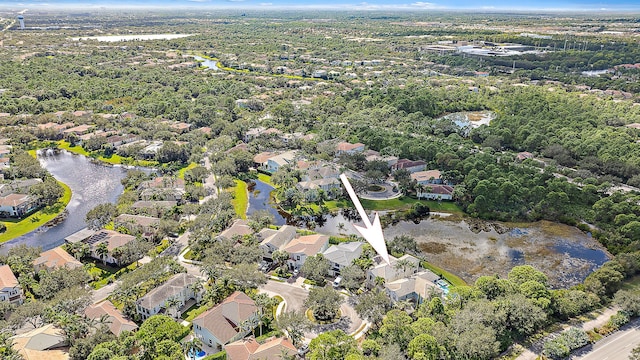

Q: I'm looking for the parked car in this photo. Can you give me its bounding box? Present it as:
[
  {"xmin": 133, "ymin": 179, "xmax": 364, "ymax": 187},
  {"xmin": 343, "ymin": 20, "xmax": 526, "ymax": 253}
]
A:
[{"xmin": 332, "ymin": 276, "xmax": 342, "ymax": 288}]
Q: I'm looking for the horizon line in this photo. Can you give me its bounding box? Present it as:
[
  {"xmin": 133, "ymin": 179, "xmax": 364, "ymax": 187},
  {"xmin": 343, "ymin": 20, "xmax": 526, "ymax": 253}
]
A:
[{"xmin": 2, "ymin": 4, "xmax": 640, "ymax": 13}]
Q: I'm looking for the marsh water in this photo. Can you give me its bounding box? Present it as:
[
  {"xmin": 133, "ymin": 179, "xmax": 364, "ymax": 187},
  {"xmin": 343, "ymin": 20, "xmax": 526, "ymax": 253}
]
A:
[
  {"xmin": 2, "ymin": 150, "xmax": 128, "ymax": 252},
  {"xmin": 283, "ymin": 208, "xmax": 609, "ymax": 287}
]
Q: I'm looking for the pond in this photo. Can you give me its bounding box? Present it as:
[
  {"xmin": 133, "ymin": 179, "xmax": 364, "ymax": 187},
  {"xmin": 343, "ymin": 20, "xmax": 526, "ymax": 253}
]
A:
[
  {"xmin": 384, "ymin": 218, "xmax": 611, "ymax": 288},
  {"xmin": 2, "ymin": 150, "xmax": 129, "ymax": 252},
  {"xmin": 247, "ymin": 180, "xmax": 287, "ymax": 226},
  {"xmin": 193, "ymin": 56, "xmax": 221, "ymax": 71}
]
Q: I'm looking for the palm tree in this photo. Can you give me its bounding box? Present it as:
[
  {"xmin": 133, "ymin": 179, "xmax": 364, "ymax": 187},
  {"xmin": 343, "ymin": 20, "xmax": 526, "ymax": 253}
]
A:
[
  {"xmin": 190, "ymin": 279, "xmax": 204, "ymax": 301},
  {"xmin": 165, "ymin": 297, "xmax": 181, "ymax": 319},
  {"xmin": 394, "ymin": 259, "xmax": 414, "ymax": 277},
  {"xmin": 183, "ymin": 337, "xmax": 203, "ymax": 360},
  {"xmin": 95, "ymin": 242, "xmax": 109, "ymax": 265},
  {"xmin": 240, "ymin": 316, "xmax": 260, "ymax": 336}
]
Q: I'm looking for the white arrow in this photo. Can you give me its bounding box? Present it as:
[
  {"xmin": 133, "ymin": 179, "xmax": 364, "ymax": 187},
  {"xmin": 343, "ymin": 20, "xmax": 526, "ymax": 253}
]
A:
[{"xmin": 340, "ymin": 174, "xmax": 390, "ymax": 265}]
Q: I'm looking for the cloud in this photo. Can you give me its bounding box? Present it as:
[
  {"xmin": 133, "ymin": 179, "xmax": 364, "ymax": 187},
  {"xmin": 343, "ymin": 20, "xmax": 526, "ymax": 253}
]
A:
[
  {"xmin": 259, "ymin": 2, "xmax": 272, "ymax": 5},
  {"xmin": 187, "ymin": 0, "xmax": 211, "ymax": 2},
  {"xmin": 411, "ymin": 1, "xmax": 436, "ymax": 7}
]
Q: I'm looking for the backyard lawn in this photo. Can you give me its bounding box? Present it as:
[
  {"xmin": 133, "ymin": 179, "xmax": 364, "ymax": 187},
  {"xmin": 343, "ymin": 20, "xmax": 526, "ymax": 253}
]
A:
[
  {"xmin": 230, "ymin": 180, "xmax": 248, "ymax": 219},
  {"xmin": 361, "ymin": 196, "xmax": 464, "ymax": 214},
  {"xmin": 0, "ymin": 181, "xmax": 72, "ymax": 243}
]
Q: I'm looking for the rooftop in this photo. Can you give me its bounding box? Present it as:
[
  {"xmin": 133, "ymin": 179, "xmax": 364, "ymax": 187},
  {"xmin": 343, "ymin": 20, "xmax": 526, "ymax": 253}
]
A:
[
  {"xmin": 283, "ymin": 234, "xmax": 330, "ymax": 256},
  {"xmin": 85, "ymin": 300, "xmax": 138, "ymax": 336},
  {"xmin": 33, "ymin": 247, "xmax": 82, "ymax": 271},
  {"xmin": 138, "ymin": 273, "xmax": 199, "ymax": 310},
  {"xmin": 0, "ymin": 264, "xmax": 19, "ymax": 289}
]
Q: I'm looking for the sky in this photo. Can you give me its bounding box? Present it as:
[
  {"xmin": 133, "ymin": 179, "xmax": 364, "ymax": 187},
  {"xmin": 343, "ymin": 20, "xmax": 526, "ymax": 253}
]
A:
[{"xmin": 2, "ymin": 0, "xmax": 640, "ymax": 11}]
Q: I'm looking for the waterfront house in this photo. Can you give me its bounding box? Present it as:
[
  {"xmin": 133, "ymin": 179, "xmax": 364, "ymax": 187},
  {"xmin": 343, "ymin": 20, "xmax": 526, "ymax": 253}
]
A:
[{"xmin": 0, "ymin": 265, "xmax": 23, "ymax": 305}]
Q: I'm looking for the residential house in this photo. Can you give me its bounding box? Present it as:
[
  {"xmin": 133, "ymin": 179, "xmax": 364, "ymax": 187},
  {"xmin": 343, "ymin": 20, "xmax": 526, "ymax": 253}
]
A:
[
  {"xmin": 136, "ymin": 273, "xmax": 202, "ymax": 320},
  {"xmin": 62, "ymin": 124, "xmax": 93, "ymax": 136},
  {"xmin": 0, "ymin": 157, "xmax": 9, "ymax": 169},
  {"xmin": 411, "ymin": 170, "xmax": 443, "ymax": 185},
  {"xmin": 244, "ymin": 127, "xmax": 266, "ymax": 143},
  {"xmin": 139, "ymin": 176, "xmax": 186, "ymax": 190},
  {"xmin": 225, "ymin": 337, "xmax": 297, "ymax": 360},
  {"xmin": 259, "ymin": 225, "xmax": 297, "ymax": 260},
  {"xmin": 385, "ymin": 270, "xmax": 442, "ymax": 303},
  {"xmin": 283, "ymin": 234, "xmax": 330, "ymax": 270},
  {"xmin": 0, "ymin": 264, "xmax": 23, "ymax": 305},
  {"xmin": 169, "ymin": 122, "xmax": 191, "ymax": 134},
  {"xmin": 85, "ymin": 300, "xmax": 138, "ymax": 336},
  {"xmin": 219, "ymin": 219, "xmax": 254, "ymax": 240},
  {"xmin": 193, "ymin": 291, "xmax": 259, "ymax": 353},
  {"xmin": 322, "ymin": 242, "xmax": 365, "ymax": 276},
  {"xmin": 139, "ymin": 187, "xmax": 184, "ymax": 202},
  {"xmin": 297, "ymin": 178, "xmax": 342, "ymax": 195},
  {"xmin": 366, "ymin": 254, "xmax": 420, "ymax": 285},
  {"xmin": 140, "ymin": 141, "xmax": 163, "ymax": 159},
  {"xmin": 335, "ymin": 142, "xmax": 365, "ymax": 156},
  {"xmin": 64, "ymin": 227, "xmax": 96, "ymax": 245},
  {"xmin": 10, "ymin": 324, "xmax": 68, "ymax": 360},
  {"xmin": 364, "ymin": 150, "xmax": 398, "ymax": 166},
  {"xmin": 106, "ymin": 134, "xmax": 139, "ymax": 148},
  {"xmin": 417, "ymin": 185, "xmax": 454, "ymax": 201},
  {"xmin": 392, "ymin": 159, "xmax": 427, "ymax": 173},
  {"xmin": 516, "ymin": 152, "xmax": 534, "ymax": 161},
  {"xmin": 253, "ymin": 152, "xmax": 274, "ymax": 169},
  {"xmin": 84, "ymin": 230, "xmax": 136, "ymax": 266},
  {"xmin": 266, "ymin": 150, "xmax": 298, "ymax": 173},
  {"xmin": 114, "ymin": 214, "xmax": 161, "ymax": 239},
  {"xmin": 33, "ymin": 247, "xmax": 83, "ymax": 272},
  {"xmin": 0, "ymin": 178, "xmax": 42, "ymax": 196},
  {"xmin": 0, "ymin": 193, "xmax": 37, "ymax": 218}
]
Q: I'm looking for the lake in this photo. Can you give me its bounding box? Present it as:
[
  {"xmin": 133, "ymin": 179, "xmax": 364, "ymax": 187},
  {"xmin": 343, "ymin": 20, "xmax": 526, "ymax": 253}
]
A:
[{"xmin": 2, "ymin": 150, "xmax": 128, "ymax": 252}]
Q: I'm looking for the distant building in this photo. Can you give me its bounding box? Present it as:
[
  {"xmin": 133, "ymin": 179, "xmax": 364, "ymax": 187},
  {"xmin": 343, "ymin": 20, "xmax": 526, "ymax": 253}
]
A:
[
  {"xmin": 84, "ymin": 230, "xmax": 136, "ymax": 266},
  {"xmin": 17, "ymin": 15, "xmax": 24, "ymax": 30},
  {"xmin": 335, "ymin": 142, "xmax": 365, "ymax": 156}
]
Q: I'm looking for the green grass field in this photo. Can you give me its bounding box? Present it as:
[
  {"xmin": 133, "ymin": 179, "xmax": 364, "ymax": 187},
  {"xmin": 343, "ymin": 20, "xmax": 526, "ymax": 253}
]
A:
[
  {"xmin": 0, "ymin": 181, "xmax": 72, "ymax": 243},
  {"xmin": 57, "ymin": 141, "xmax": 158, "ymax": 167},
  {"xmin": 231, "ymin": 180, "xmax": 248, "ymax": 219},
  {"xmin": 257, "ymin": 173, "xmax": 275, "ymax": 187},
  {"xmin": 421, "ymin": 261, "xmax": 467, "ymax": 287},
  {"xmin": 178, "ymin": 162, "xmax": 197, "ymax": 179},
  {"xmin": 360, "ymin": 196, "xmax": 464, "ymax": 214}
]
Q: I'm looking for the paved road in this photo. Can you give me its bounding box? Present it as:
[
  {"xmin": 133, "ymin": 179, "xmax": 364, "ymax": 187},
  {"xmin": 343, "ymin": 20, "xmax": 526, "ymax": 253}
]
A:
[
  {"xmin": 92, "ymin": 281, "xmax": 119, "ymax": 303},
  {"xmin": 575, "ymin": 319, "xmax": 640, "ymax": 360},
  {"xmin": 260, "ymin": 279, "xmax": 309, "ymax": 313}
]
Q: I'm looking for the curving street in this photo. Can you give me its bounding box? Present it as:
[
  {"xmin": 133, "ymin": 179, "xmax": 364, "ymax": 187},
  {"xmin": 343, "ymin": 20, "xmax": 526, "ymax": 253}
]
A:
[{"xmin": 259, "ymin": 279, "xmax": 365, "ymax": 340}]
